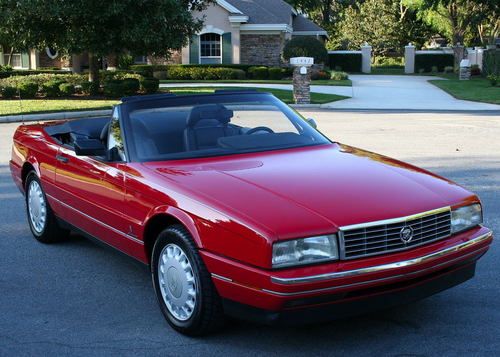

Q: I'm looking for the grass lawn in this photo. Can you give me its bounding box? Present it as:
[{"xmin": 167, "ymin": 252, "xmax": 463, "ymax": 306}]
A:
[
  {"xmin": 0, "ymin": 99, "xmax": 118, "ymax": 116},
  {"xmin": 160, "ymin": 79, "xmax": 352, "ymax": 86},
  {"xmin": 429, "ymin": 76, "xmax": 500, "ymax": 105},
  {"xmin": 162, "ymin": 87, "xmax": 348, "ymax": 104}
]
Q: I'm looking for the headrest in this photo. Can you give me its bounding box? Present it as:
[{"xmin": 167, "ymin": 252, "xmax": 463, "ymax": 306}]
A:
[{"xmin": 187, "ymin": 104, "xmax": 233, "ymax": 127}]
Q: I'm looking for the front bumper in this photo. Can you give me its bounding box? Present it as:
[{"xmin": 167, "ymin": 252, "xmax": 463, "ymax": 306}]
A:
[{"xmin": 201, "ymin": 226, "xmax": 492, "ymax": 321}]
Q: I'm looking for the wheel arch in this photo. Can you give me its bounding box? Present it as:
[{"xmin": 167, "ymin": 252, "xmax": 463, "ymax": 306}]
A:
[
  {"xmin": 21, "ymin": 161, "xmax": 39, "ymax": 189},
  {"xmin": 143, "ymin": 206, "xmax": 202, "ymax": 265}
]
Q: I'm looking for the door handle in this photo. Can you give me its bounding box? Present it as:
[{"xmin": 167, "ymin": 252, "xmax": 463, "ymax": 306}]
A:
[{"xmin": 56, "ymin": 155, "xmax": 69, "ymax": 163}]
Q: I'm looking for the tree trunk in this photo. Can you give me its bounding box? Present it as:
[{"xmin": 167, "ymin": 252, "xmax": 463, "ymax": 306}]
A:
[
  {"xmin": 106, "ymin": 53, "xmax": 118, "ymax": 71},
  {"xmin": 88, "ymin": 52, "xmax": 100, "ymax": 95},
  {"xmin": 7, "ymin": 47, "xmax": 14, "ymax": 66}
]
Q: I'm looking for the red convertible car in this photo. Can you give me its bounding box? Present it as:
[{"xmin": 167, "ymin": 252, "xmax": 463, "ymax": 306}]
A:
[{"xmin": 10, "ymin": 91, "xmax": 493, "ymax": 335}]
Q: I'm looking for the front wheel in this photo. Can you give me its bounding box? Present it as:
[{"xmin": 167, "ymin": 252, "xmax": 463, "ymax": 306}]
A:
[
  {"xmin": 25, "ymin": 172, "xmax": 69, "ymax": 243},
  {"xmin": 151, "ymin": 225, "xmax": 225, "ymax": 335}
]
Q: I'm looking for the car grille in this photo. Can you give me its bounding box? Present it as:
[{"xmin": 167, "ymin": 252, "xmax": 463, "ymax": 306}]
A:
[{"xmin": 340, "ymin": 208, "xmax": 452, "ymax": 260}]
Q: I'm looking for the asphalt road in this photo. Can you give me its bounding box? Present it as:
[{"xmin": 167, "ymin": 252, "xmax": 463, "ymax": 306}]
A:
[{"xmin": 1, "ymin": 111, "xmax": 499, "ymax": 356}]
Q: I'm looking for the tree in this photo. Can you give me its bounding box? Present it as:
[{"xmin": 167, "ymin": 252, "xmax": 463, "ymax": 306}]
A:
[
  {"xmin": 334, "ymin": 0, "xmax": 433, "ymax": 56},
  {"xmin": 407, "ymin": 0, "xmax": 499, "ymax": 45},
  {"xmin": 0, "ymin": 0, "xmax": 212, "ymax": 91}
]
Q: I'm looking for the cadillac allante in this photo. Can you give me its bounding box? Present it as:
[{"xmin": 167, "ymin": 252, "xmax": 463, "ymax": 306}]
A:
[{"xmin": 10, "ymin": 91, "xmax": 493, "ymax": 335}]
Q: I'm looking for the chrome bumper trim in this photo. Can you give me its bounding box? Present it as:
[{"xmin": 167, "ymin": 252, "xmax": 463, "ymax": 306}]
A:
[
  {"xmin": 271, "ymin": 231, "xmax": 492, "ymax": 285},
  {"xmin": 339, "ymin": 206, "xmax": 451, "ymax": 231}
]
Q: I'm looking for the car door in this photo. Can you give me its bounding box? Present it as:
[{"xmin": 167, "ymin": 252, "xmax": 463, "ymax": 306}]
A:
[{"xmin": 53, "ymin": 109, "xmax": 140, "ymax": 256}]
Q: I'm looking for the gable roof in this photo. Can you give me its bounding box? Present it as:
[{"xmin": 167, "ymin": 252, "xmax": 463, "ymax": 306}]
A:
[
  {"xmin": 225, "ymin": 0, "xmax": 293, "ymax": 24},
  {"xmin": 292, "ymin": 14, "xmax": 325, "ymax": 33}
]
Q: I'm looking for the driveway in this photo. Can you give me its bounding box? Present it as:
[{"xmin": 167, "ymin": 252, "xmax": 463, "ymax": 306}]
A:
[
  {"xmin": 161, "ymin": 75, "xmax": 500, "ymax": 111},
  {"xmin": 1, "ymin": 111, "xmax": 499, "ymax": 356}
]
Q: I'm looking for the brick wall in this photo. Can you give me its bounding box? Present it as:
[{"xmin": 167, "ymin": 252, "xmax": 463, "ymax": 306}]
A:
[
  {"xmin": 240, "ymin": 34, "xmax": 284, "ymax": 66},
  {"xmin": 39, "ymin": 51, "xmax": 63, "ymax": 68}
]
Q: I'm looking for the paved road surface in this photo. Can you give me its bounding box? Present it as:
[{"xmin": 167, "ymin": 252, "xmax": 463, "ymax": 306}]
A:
[
  {"xmin": 160, "ymin": 75, "xmax": 500, "ymax": 111},
  {"xmin": 0, "ymin": 111, "xmax": 499, "ymax": 356}
]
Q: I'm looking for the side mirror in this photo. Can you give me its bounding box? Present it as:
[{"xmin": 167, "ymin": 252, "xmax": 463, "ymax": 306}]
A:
[
  {"xmin": 74, "ymin": 138, "xmax": 106, "ymax": 156},
  {"xmin": 306, "ymin": 118, "xmax": 317, "ymax": 129}
]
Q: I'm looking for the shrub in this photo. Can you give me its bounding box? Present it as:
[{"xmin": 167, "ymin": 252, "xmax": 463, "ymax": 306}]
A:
[
  {"xmin": 140, "ymin": 78, "xmax": 160, "ymax": 94},
  {"xmin": 59, "ymin": 83, "xmax": 75, "ymax": 96},
  {"xmin": 328, "ymin": 53, "xmax": 362, "ymax": 73},
  {"xmin": 118, "ymin": 54, "xmax": 134, "ymax": 70},
  {"xmin": 165, "ymin": 66, "xmax": 245, "ymax": 80},
  {"xmin": 431, "ymin": 66, "xmax": 439, "ymax": 74},
  {"xmin": 248, "ymin": 66, "xmax": 268, "ymax": 80},
  {"xmin": 373, "ymin": 57, "xmax": 403, "ymax": 68},
  {"xmin": 415, "ymin": 54, "xmax": 454, "ymax": 72},
  {"xmin": 483, "ymin": 49, "xmax": 499, "ymax": 76},
  {"xmin": 283, "ymin": 36, "xmax": 328, "ymax": 64},
  {"xmin": 153, "ymin": 70, "xmax": 168, "ymax": 80},
  {"xmin": 41, "ymin": 80, "xmax": 65, "ymax": 97},
  {"xmin": 471, "ymin": 64, "xmax": 481, "ymax": 76},
  {"xmin": 1, "ymin": 86, "xmax": 17, "ymax": 99},
  {"xmin": 17, "ymin": 81, "xmax": 38, "ymax": 98},
  {"xmin": 80, "ymin": 81, "xmax": 99, "ymax": 96},
  {"xmin": 487, "ymin": 74, "xmax": 498, "ymax": 86},
  {"xmin": 268, "ymin": 67, "xmax": 284, "ymax": 80},
  {"xmin": 330, "ymin": 71, "xmax": 349, "ymax": 81},
  {"xmin": 444, "ymin": 66, "xmax": 454, "ymax": 73},
  {"xmin": 311, "ymin": 69, "xmax": 330, "ymax": 80},
  {"xmin": 122, "ymin": 78, "xmax": 140, "ymax": 95},
  {"xmin": 103, "ymin": 80, "xmax": 126, "ymax": 98}
]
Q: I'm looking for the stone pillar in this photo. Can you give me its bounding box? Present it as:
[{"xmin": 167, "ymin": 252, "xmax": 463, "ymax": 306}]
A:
[
  {"xmin": 361, "ymin": 43, "xmax": 371, "ymax": 74},
  {"xmin": 459, "ymin": 59, "xmax": 471, "ymax": 80},
  {"xmin": 453, "ymin": 44, "xmax": 465, "ymax": 70},
  {"xmin": 404, "ymin": 43, "xmax": 415, "ymax": 74},
  {"xmin": 106, "ymin": 53, "xmax": 118, "ymax": 71},
  {"xmin": 61, "ymin": 55, "xmax": 73, "ymax": 72},
  {"xmin": 293, "ymin": 67, "xmax": 311, "ymax": 104}
]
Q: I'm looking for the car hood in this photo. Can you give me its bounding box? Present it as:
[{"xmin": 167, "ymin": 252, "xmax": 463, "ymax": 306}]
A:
[{"xmin": 144, "ymin": 144, "xmax": 476, "ymax": 241}]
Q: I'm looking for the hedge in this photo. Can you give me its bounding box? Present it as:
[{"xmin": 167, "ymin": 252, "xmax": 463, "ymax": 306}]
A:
[
  {"xmin": 328, "ymin": 53, "xmax": 362, "ymax": 73},
  {"xmin": 483, "ymin": 49, "xmax": 499, "ymax": 76},
  {"xmin": 165, "ymin": 66, "xmax": 246, "ymax": 80},
  {"xmin": 415, "ymin": 54, "xmax": 454, "ymax": 72}
]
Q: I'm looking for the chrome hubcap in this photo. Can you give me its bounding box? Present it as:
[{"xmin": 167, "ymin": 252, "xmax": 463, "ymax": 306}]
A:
[
  {"xmin": 158, "ymin": 244, "xmax": 197, "ymax": 321},
  {"xmin": 27, "ymin": 180, "xmax": 47, "ymax": 234}
]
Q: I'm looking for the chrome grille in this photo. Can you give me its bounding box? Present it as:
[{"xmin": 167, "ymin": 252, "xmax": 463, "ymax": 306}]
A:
[{"xmin": 340, "ymin": 208, "xmax": 452, "ymax": 260}]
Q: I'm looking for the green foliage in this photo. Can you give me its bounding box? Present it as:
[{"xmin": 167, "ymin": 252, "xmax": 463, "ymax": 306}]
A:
[
  {"xmin": 59, "ymin": 83, "xmax": 75, "ymax": 96},
  {"xmin": 122, "ymin": 78, "xmax": 140, "ymax": 95},
  {"xmin": 79, "ymin": 81, "xmax": 95, "ymax": 95},
  {"xmin": 328, "ymin": 53, "xmax": 362, "ymax": 72},
  {"xmin": 248, "ymin": 66, "xmax": 269, "ymax": 80},
  {"xmin": 41, "ymin": 80, "xmax": 65, "ymax": 97},
  {"xmin": 103, "ymin": 80, "xmax": 126, "ymax": 98},
  {"xmin": 373, "ymin": 57, "xmax": 404, "ymax": 68},
  {"xmin": 444, "ymin": 66, "xmax": 454, "ymax": 73},
  {"xmin": 283, "ymin": 36, "xmax": 328, "ymax": 64},
  {"xmin": 153, "ymin": 71, "xmax": 168, "ymax": 80},
  {"xmin": 268, "ymin": 67, "xmax": 284, "ymax": 80},
  {"xmin": 0, "ymin": 85, "xmax": 16, "ymax": 99},
  {"xmin": 333, "ymin": 0, "xmax": 433, "ymax": 55},
  {"xmin": 487, "ymin": 74, "xmax": 498, "ymax": 86},
  {"xmin": 140, "ymin": 78, "xmax": 160, "ymax": 94},
  {"xmin": 118, "ymin": 54, "xmax": 134, "ymax": 70},
  {"xmin": 166, "ymin": 66, "xmax": 246, "ymax": 80},
  {"xmin": 17, "ymin": 81, "xmax": 38, "ymax": 98},
  {"xmin": 330, "ymin": 71, "xmax": 349, "ymax": 80},
  {"xmin": 483, "ymin": 49, "xmax": 499, "ymax": 76},
  {"xmin": 415, "ymin": 54, "xmax": 454, "ymax": 72}
]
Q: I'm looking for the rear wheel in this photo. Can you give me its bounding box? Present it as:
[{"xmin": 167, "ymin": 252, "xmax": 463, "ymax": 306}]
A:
[
  {"xmin": 151, "ymin": 225, "xmax": 225, "ymax": 335},
  {"xmin": 25, "ymin": 172, "xmax": 69, "ymax": 243}
]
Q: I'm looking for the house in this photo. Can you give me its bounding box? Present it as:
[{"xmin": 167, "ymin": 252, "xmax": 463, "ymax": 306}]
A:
[
  {"xmin": 0, "ymin": 0, "xmax": 326, "ymax": 70},
  {"xmin": 180, "ymin": 0, "xmax": 327, "ymax": 66}
]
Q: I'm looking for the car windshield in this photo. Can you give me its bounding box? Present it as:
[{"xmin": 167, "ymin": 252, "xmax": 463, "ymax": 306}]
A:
[{"xmin": 122, "ymin": 92, "xmax": 330, "ymax": 162}]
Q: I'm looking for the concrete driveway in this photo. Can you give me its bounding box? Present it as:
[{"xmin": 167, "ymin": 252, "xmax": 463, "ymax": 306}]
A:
[
  {"xmin": 161, "ymin": 75, "xmax": 500, "ymax": 111},
  {"xmin": 0, "ymin": 111, "xmax": 499, "ymax": 356}
]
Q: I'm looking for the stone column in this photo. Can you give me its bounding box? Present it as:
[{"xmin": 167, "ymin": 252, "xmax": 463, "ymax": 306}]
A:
[
  {"xmin": 404, "ymin": 43, "xmax": 416, "ymax": 74},
  {"xmin": 29, "ymin": 49, "xmax": 39, "ymax": 70},
  {"xmin": 293, "ymin": 66, "xmax": 311, "ymax": 104},
  {"xmin": 106, "ymin": 53, "xmax": 118, "ymax": 71},
  {"xmin": 453, "ymin": 44, "xmax": 465, "ymax": 70},
  {"xmin": 361, "ymin": 43, "xmax": 371, "ymax": 73}
]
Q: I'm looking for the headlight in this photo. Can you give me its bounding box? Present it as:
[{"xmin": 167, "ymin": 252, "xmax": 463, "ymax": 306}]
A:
[
  {"xmin": 451, "ymin": 204, "xmax": 482, "ymax": 234},
  {"xmin": 272, "ymin": 234, "xmax": 339, "ymax": 268}
]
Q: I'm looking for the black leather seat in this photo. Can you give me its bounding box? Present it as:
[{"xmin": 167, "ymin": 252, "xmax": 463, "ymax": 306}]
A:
[{"xmin": 184, "ymin": 104, "xmax": 238, "ymax": 151}]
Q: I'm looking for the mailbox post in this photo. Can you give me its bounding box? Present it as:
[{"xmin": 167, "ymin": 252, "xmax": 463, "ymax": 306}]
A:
[{"xmin": 290, "ymin": 57, "xmax": 314, "ymax": 104}]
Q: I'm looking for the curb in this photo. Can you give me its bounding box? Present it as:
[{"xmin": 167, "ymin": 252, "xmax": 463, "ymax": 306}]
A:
[{"xmin": 0, "ymin": 109, "xmax": 112, "ymax": 123}]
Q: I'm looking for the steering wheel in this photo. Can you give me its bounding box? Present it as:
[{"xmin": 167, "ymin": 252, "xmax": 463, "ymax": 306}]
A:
[{"xmin": 246, "ymin": 126, "xmax": 275, "ymax": 135}]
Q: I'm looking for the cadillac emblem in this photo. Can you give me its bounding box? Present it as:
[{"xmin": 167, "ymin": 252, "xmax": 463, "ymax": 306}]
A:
[{"xmin": 400, "ymin": 226, "xmax": 414, "ymax": 243}]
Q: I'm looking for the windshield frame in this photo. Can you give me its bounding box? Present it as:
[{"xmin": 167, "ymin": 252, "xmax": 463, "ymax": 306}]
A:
[{"xmin": 120, "ymin": 92, "xmax": 332, "ymax": 163}]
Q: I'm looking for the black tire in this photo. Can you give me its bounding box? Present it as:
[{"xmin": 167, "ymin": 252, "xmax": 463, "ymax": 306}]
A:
[
  {"xmin": 151, "ymin": 224, "xmax": 225, "ymax": 336},
  {"xmin": 25, "ymin": 172, "xmax": 69, "ymax": 243}
]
